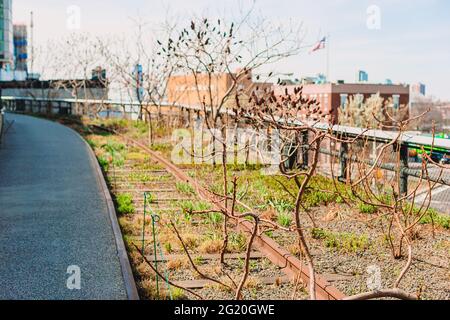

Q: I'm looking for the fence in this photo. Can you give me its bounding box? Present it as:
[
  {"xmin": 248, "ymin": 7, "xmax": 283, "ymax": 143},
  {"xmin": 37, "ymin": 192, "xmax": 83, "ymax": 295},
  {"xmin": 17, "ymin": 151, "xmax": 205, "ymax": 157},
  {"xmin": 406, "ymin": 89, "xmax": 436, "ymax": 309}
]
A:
[
  {"xmin": 1, "ymin": 96, "xmax": 73, "ymax": 115},
  {"xmin": 3, "ymin": 95, "xmax": 450, "ymax": 214},
  {"xmin": 0, "ymin": 109, "xmax": 4, "ymax": 145},
  {"xmin": 1, "ymin": 96, "xmax": 195, "ymax": 120}
]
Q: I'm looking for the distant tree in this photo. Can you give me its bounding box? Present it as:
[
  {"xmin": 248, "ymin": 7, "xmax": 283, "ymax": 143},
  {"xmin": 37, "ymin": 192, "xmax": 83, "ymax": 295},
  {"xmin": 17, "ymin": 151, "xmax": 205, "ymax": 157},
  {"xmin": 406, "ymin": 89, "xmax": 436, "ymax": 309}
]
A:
[{"xmin": 339, "ymin": 94, "xmax": 384, "ymax": 128}]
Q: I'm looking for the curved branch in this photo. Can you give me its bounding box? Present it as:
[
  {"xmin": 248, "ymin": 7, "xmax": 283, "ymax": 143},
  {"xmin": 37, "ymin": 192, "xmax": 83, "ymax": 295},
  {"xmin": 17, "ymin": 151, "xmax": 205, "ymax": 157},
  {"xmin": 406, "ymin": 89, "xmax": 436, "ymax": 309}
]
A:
[{"xmin": 344, "ymin": 288, "xmax": 418, "ymax": 301}]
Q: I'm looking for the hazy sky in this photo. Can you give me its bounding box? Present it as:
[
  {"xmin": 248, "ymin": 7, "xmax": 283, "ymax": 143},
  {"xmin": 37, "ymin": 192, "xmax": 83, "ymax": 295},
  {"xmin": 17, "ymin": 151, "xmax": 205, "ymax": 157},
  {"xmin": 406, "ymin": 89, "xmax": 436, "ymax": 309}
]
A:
[{"xmin": 13, "ymin": 0, "xmax": 450, "ymax": 100}]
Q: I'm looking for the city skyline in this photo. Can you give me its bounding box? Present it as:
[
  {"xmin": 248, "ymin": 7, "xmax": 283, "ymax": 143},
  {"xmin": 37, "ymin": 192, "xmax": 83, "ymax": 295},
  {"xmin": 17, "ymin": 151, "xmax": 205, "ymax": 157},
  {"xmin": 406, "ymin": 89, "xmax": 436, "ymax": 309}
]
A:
[{"xmin": 12, "ymin": 0, "xmax": 450, "ymax": 100}]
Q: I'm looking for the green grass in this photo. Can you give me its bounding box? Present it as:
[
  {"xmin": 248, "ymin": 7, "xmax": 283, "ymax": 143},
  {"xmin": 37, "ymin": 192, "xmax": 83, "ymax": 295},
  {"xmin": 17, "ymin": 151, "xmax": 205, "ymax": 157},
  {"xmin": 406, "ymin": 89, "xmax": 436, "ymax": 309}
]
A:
[
  {"xmin": 277, "ymin": 212, "xmax": 293, "ymax": 228},
  {"xmin": 98, "ymin": 156, "xmax": 109, "ymax": 172},
  {"xmin": 99, "ymin": 140, "xmax": 126, "ymax": 168},
  {"xmin": 170, "ymin": 287, "xmax": 186, "ymax": 300},
  {"xmin": 151, "ymin": 143, "xmax": 172, "ymax": 153},
  {"xmin": 358, "ymin": 203, "xmax": 378, "ymax": 215},
  {"xmin": 176, "ymin": 182, "xmax": 196, "ymax": 195},
  {"xmin": 419, "ymin": 210, "xmax": 450, "ymax": 229},
  {"xmin": 268, "ymin": 199, "xmax": 294, "ymax": 213},
  {"xmin": 207, "ymin": 212, "xmax": 224, "ymax": 226},
  {"xmin": 132, "ymin": 120, "xmax": 149, "ymax": 135},
  {"xmin": 311, "ymin": 228, "xmax": 370, "ymax": 253},
  {"xmin": 116, "ymin": 194, "xmax": 135, "ymax": 215},
  {"xmin": 325, "ymin": 232, "xmax": 369, "ymax": 253},
  {"xmin": 304, "ymin": 190, "xmax": 336, "ymax": 208},
  {"xmin": 126, "ymin": 152, "xmax": 148, "ymax": 161},
  {"xmin": 311, "ymin": 228, "xmax": 327, "ymax": 240},
  {"xmin": 102, "ymin": 140, "xmax": 125, "ymax": 154},
  {"xmin": 229, "ymin": 232, "xmax": 247, "ymax": 252},
  {"xmin": 95, "ymin": 118, "xmax": 129, "ymax": 131},
  {"xmin": 130, "ymin": 172, "xmax": 152, "ymax": 183},
  {"xmin": 164, "ymin": 242, "xmax": 173, "ymax": 254},
  {"xmin": 194, "ymin": 165, "xmax": 353, "ymax": 212},
  {"xmin": 86, "ymin": 139, "xmax": 97, "ymax": 149},
  {"xmin": 179, "ymin": 200, "xmax": 212, "ymax": 213}
]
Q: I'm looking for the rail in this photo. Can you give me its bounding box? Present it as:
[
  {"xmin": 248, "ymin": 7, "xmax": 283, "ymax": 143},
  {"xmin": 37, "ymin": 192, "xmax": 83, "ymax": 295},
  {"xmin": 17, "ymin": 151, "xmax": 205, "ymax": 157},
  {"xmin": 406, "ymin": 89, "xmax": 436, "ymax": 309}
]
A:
[
  {"xmin": 3, "ymin": 95, "xmax": 450, "ymax": 194},
  {"xmin": 0, "ymin": 109, "xmax": 4, "ymax": 145}
]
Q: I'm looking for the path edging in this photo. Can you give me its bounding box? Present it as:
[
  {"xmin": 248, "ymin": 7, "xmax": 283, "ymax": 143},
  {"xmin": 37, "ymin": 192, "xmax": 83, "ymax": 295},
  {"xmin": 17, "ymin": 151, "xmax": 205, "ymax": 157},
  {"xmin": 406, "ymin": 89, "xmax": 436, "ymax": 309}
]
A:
[{"xmin": 82, "ymin": 134, "xmax": 140, "ymax": 300}]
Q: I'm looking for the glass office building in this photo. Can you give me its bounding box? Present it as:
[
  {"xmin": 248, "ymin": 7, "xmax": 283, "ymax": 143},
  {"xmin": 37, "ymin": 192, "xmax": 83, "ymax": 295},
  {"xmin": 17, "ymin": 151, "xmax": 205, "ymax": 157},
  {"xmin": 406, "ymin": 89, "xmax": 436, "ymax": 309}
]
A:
[
  {"xmin": 13, "ymin": 24, "xmax": 27, "ymax": 72},
  {"xmin": 0, "ymin": 0, "xmax": 13, "ymax": 70}
]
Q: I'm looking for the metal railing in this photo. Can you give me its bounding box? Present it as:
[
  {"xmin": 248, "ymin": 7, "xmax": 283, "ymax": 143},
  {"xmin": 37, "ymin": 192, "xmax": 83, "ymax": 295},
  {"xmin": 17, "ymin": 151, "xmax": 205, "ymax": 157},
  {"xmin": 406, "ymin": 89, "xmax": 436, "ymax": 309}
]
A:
[
  {"xmin": 0, "ymin": 109, "xmax": 4, "ymax": 145},
  {"xmin": 3, "ymin": 95, "xmax": 450, "ymax": 213}
]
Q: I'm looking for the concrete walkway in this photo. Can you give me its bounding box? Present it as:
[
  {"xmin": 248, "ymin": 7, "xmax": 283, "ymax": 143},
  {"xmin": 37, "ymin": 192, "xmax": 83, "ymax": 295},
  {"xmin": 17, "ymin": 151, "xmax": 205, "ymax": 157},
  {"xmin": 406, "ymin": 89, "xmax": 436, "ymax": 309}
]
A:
[{"xmin": 0, "ymin": 113, "xmax": 128, "ymax": 300}]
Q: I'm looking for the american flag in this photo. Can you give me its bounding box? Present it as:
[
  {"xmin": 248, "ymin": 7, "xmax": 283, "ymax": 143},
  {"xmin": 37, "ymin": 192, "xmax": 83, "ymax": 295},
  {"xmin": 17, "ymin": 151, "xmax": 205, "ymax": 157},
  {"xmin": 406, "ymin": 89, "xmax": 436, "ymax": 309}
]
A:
[{"xmin": 309, "ymin": 37, "xmax": 327, "ymax": 53}]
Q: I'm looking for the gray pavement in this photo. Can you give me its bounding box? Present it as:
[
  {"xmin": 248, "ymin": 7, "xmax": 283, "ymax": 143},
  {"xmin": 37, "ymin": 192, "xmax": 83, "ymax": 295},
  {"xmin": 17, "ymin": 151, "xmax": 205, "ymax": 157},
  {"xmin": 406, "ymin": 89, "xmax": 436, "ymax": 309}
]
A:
[{"xmin": 0, "ymin": 113, "xmax": 128, "ymax": 300}]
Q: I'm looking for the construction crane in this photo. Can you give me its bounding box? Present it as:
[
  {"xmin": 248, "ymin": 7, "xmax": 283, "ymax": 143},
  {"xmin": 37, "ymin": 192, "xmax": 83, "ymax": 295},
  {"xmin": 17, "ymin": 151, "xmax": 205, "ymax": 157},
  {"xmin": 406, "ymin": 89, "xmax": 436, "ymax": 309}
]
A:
[{"xmin": 30, "ymin": 11, "xmax": 34, "ymax": 76}]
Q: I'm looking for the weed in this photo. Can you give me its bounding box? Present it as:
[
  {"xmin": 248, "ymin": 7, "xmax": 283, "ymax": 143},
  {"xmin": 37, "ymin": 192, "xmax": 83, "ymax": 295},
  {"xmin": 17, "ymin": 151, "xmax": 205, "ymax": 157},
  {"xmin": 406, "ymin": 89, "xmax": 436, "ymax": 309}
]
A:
[
  {"xmin": 358, "ymin": 203, "xmax": 378, "ymax": 215},
  {"xmin": 268, "ymin": 199, "xmax": 294, "ymax": 213},
  {"xmin": 287, "ymin": 244, "xmax": 301, "ymax": 256},
  {"xmin": 277, "ymin": 212, "xmax": 293, "ymax": 228},
  {"xmin": 112, "ymin": 156, "xmax": 125, "ymax": 167},
  {"xmin": 182, "ymin": 234, "xmax": 199, "ymax": 249},
  {"xmin": 198, "ymin": 239, "xmax": 223, "ymax": 254},
  {"xmin": 207, "ymin": 212, "xmax": 224, "ymax": 226},
  {"xmin": 102, "ymin": 140, "xmax": 125, "ymax": 153},
  {"xmin": 179, "ymin": 200, "xmax": 212, "ymax": 213},
  {"xmin": 183, "ymin": 211, "xmax": 193, "ymax": 223},
  {"xmin": 118, "ymin": 216, "xmax": 135, "ymax": 235},
  {"xmin": 249, "ymin": 260, "xmax": 259, "ymax": 272},
  {"xmin": 176, "ymin": 182, "xmax": 196, "ymax": 195},
  {"xmin": 167, "ymin": 259, "xmax": 183, "ymax": 271},
  {"xmin": 164, "ymin": 242, "xmax": 173, "ymax": 254},
  {"xmin": 98, "ymin": 156, "xmax": 109, "ymax": 172},
  {"xmin": 244, "ymin": 277, "xmax": 261, "ymax": 289},
  {"xmin": 170, "ymin": 287, "xmax": 186, "ymax": 300},
  {"xmin": 264, "ymin": 230, "xmax": 274, "ymax": 238},
  {"xmin": 311, "ymin": 228, "xmax": 369, "ymax": 253},
  {"xmin": 305, "ymin": 190, "xmax": 335, "ymax": 207},
  {"xmin": 229, "ymin": 232, "xmax": 247, "ymax": 252},
  {"xmin": 101, "ymin": 119, "xmax": 129, "ymax": 131},
  {"xmin": 311, "ymin": 228, "xmax": 327, "ymax": 240},
  {"xmin": 132, "ymin": 120, "xmax": 149, "ymax": 135},
  {"xmin": 116, "ymin": 194, "xmax": 135, "ymax": 215},
  {"xmin": 86, "ymin": 139, "xmax": 97, "ymax": 148},
  {"xmin": 151, "ymin": 143, "xmax": 172, "ymax": 153},
  {"xmin": 127, "ymin": 152, "xmax": 148, "ymax": 161},
  {"xmin": 324, "ymin": 232, "xmax": 369, "ymax": 253},
  {"xmin": 194, "ymin": 256, "xmax": 205, "ymax": 265},
  {"xmin": 419, "ymin": 209, "xmax": 450, "ymax": 229}
]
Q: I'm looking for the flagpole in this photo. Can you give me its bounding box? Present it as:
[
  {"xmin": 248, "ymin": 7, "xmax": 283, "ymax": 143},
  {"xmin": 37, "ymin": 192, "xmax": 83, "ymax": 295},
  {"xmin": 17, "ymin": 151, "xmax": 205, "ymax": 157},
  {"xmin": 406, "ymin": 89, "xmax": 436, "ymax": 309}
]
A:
[{"xmin": 326, "ymin": 33, "xmax": 330, "ymax": 82}]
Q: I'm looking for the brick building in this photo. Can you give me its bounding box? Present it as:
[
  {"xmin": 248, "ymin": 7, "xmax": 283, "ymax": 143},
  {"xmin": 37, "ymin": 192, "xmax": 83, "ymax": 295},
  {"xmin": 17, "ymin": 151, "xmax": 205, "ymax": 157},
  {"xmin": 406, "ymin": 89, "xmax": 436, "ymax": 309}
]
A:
[
  {"xmin": 167, "ymin": 69, "xmax": 270, "ymax": 109},
  {"xmin": 274, "ymin": 82, "xmax": 410, "ymax": 124},
  {"xmin": 168, "ymin": 69, "xmax": 410, "ymax": 125}
]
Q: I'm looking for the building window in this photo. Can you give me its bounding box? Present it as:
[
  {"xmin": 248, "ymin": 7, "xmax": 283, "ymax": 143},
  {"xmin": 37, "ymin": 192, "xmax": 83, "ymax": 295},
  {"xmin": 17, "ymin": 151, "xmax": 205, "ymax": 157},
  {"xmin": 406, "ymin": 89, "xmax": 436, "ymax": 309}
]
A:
[
  {"xmin": 340, "ymin": 94, "xmax": 348, "ymax": 109},
  {"xmin": 355, "ymin": 94, "xmax": 364, "ymax": 108},
  {"xmin": 393, "ymin": 94, "xmax": 400, "ymax": 109}
]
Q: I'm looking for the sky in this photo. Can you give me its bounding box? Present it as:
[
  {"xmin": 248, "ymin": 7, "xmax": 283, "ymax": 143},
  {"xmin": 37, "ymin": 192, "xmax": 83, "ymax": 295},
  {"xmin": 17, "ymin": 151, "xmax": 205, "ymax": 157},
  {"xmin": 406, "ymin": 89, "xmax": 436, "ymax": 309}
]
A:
[{"xmin": 12, "ymin": 0, "xmax": 450, "ymax": 100}]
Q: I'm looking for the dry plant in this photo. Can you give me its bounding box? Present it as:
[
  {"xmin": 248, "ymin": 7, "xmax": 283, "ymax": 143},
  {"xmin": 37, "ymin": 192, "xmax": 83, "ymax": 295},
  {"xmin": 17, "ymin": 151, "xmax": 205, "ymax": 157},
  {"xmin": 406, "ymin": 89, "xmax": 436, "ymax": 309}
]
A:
[
  {"xmin": 235, "ymin": 85, "xmax": 369, "ymax": 299},
  {"xmin": 30, "ymin": 34, "xmax": 110, "ymax": 115},
  {"xmin": 148, "ymin": 10, "xmax": 307, "ymax": 298},
  {"xmin": 334, "ymin": 107, "xmax": 443, "ymax": 300}
]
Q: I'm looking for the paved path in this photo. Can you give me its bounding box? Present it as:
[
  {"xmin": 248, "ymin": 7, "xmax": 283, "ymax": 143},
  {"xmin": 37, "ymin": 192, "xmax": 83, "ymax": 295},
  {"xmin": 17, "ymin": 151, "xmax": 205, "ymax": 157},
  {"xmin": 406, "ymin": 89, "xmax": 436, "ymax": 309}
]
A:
[{"xmin": 0, "ymin": 114, "xmax": 128, "ymax": 300}]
